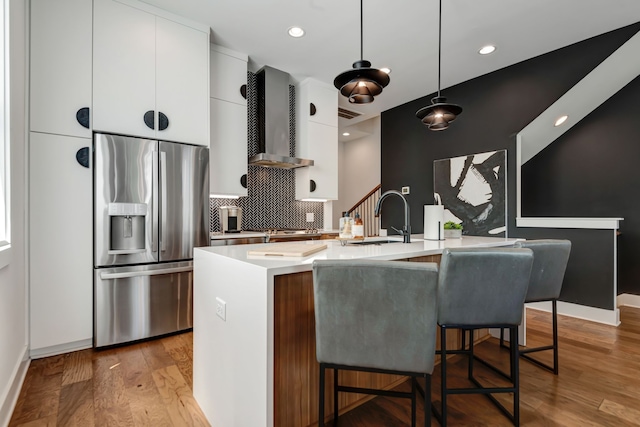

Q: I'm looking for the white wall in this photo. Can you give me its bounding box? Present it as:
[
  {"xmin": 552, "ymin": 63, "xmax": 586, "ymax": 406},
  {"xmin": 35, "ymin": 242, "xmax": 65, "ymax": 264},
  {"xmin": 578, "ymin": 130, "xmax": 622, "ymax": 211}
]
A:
[
  {"xmin": 0, "ymin": 0, "xmax": 29, "ymax": 425},
  {"xmin": 333, "ymin": 116, "xmax": 381, "ymax": 221}
]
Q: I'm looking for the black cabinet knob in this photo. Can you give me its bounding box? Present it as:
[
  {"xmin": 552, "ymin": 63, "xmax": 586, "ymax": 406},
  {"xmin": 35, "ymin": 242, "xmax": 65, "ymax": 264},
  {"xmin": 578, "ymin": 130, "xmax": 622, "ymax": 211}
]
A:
[
  {"xmin": 310, "ymin": 103, "xmax": 316, "ymax": 116},
  {"xmin": 240, "ymin": 174, "xmax": 247, "ymax": 189},
  {"xmin": 158, "ymin": 112, "xmax": 169, "ymax": 131},
  {"xmin": 76, "ymin": 107, "xmax": 90, "ymax": 129},
  {"xmin": 76, "ymin": 147, "xmax": 90, "ymax": 168},
  {"xmin": 144, "ymin": 110, "xmax": 155, "ymax": 129},
  {"xmin": 310, "ymin": 179, "xmax": 317, "ymax": 192},
  {"xmin": 240, "ymin": 84, "xmax": 247, "ymax": 100}
]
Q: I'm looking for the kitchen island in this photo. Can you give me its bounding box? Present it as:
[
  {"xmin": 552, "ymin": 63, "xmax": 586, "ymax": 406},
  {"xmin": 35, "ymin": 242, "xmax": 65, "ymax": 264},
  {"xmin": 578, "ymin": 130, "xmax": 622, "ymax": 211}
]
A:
[{"xmin": 193, "ymin": 236, "xmax": 520, "ymax": 427}]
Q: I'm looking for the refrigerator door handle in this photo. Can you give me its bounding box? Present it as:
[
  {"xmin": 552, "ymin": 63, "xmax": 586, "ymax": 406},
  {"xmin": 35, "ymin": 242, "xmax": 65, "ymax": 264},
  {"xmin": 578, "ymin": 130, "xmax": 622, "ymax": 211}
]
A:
[
  {"xmin": 152, "ymin": 151, "xmax": 159, "ymax": 253},
  {"xmin": 99, "ymin": 266, "xmax": 192, "ymax": 280},
  {"xmin": 160, "ymin": 151, "xmax": 167, "ymax": 252}
]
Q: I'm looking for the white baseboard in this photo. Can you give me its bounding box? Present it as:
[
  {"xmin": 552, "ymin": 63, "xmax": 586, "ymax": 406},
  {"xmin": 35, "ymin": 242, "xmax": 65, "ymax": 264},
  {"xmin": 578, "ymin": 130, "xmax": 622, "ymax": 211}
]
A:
[
  {"xmin": 0, "ymin": 345, "xmax": 30, "ymax": 427},
  {"xmin": 526, "ymin": 300, "xmax": 620, "ymax": 326},
  {"xmin": 29, "ymin": 338, "xmax": 92, "ymax": 359},
  {"xmin": 617, "ymin": 293, "xmax": 640, "ymax": 309}
]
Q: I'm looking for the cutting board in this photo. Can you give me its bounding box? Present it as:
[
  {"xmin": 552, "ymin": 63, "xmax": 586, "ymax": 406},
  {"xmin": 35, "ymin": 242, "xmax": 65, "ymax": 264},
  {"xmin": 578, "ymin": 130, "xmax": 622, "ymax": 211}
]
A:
[{"xmin": 247, "ymin": 242, "xmax": 328, "ymax": 257}]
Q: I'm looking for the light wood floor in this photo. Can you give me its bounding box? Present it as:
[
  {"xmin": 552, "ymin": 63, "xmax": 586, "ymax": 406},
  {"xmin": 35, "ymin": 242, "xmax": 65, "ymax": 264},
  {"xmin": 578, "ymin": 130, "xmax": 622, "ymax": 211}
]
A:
[{"xmin": 9, "ymin": 306, "xmax": 640, "ymax": 426}]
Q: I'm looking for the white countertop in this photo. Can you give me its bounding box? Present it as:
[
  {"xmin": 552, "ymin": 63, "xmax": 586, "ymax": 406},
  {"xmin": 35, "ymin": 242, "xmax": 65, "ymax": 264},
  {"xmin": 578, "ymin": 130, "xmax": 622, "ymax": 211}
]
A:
[{"xmin": 196, "ymin": 235, "xmax": 522, "ymax": 275}]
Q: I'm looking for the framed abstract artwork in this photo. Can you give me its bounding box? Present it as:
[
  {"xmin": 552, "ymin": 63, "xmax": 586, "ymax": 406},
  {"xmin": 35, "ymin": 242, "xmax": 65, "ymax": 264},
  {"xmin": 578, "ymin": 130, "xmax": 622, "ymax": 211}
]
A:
[{"xmin": 434, "ymin": 150, "xmax": 507, "ymax": 236}]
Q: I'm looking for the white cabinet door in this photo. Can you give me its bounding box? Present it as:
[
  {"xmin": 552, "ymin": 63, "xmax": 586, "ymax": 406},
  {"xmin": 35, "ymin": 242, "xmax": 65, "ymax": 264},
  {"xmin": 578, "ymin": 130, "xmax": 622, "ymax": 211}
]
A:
[
  {"xmin": 299, "ymin": 80, "xmax": 338, "ymax": 128},
  {"xmin": 156, "ymin": 17, "xmax": 209, "ymax": 146},
  {"xmin": 210, "ymin": 47, "xmax": 247, "ymax": 106},
  {"xmin": 30, "ymin": 0, "xmax": 92, "ymax": 138},
  {"xmin": 93, "ymin": 0, "xmax": 156, "ymax": 138},
  {"xmin": 210, "ymin": 98, "xmax": 248, "ymax": 197},
  {"xmin": 296, "ymin": 122, "xmax": 338, "ymax": 201},
  {"xmin": 29, "ymin": 132, "xmax": 93, "ymax": 352}
]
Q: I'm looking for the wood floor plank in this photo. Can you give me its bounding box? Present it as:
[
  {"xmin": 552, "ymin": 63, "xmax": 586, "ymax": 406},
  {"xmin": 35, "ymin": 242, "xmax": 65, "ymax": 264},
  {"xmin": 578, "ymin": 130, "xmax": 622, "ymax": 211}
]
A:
[
  {"xmin": 92, "ymin": 405, "xmax": 135, "ymax": 427},
  {"xmin": 151, "ymin": 365, "xmax": 209, "ymax": 426},
  {"xmin": 125, "ymin": 371, "xmax": 173, "ymax": 427},
  {"xmin": 61, "ymin": 350, "xmax": 93, "ymax": 386},
  {"xmin": 162, "ymin": 342, "xmax": 194, "ymax": 389},
  {"xmin": 12, "ymin": 415, "xmax": 57, "ymax": 427},
  {"xmin": 115, "ymin": 345, "xmax": 151, "ymax": 389},
  {"xmin": 57, "ymin": 380, "xmax": 94, "ymax": 426},
  {"xmin": 139, "ymin": 339, "xmax": 176, "ymax": 372},
  {"xmin": 92, "ymin": 348, "xmax": 127, "ymax": 411},
  {"xmin": 599, "ymin": 399, "xmax": 640, "ymax": 425},
  {"xmin": 9, "ymin": 358, "xmax": 64, "ymax": 426}
]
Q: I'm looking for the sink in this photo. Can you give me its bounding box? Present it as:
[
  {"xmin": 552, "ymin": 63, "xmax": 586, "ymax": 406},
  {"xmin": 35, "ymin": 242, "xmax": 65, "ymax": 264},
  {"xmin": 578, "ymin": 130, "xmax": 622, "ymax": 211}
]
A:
[{"xmin": 348, "ymin": 239, "xmax": 403, "ymax": 245}]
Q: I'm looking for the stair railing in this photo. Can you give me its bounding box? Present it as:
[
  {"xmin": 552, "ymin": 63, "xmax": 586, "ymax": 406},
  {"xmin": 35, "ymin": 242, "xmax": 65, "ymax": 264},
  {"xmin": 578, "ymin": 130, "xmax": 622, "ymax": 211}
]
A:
[{"xmin": 346, "ymin": 184, "xmax": 381, "ymax": 237}]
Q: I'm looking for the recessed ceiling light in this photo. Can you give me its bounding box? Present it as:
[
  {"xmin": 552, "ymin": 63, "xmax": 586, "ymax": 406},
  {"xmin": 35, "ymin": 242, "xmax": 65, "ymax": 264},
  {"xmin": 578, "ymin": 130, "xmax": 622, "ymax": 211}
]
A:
[
  {"xmin": 342, "ymin": 132, "xmax": 350, "ymax": 136},
  {"xmin": 380, "ymin": 67, "xmax": 391, "ymax": 74},
  {"xmin": 554, "ymin": 115, "xmax": 568, "ymax": 127},
  {"xmin": 288, "ymin": 26, "xmax": 305, "ymax": 38},
  {"xmin": 478, "ymin": 45, "xmax": 496, "ymax": 55}
]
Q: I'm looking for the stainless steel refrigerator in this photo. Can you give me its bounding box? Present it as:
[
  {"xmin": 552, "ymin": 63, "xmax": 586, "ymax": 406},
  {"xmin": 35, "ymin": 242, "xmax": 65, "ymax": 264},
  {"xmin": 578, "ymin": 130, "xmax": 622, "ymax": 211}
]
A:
[{"xmin": 93, "ymin": 133, "xmax": 209, "ymax": 347}]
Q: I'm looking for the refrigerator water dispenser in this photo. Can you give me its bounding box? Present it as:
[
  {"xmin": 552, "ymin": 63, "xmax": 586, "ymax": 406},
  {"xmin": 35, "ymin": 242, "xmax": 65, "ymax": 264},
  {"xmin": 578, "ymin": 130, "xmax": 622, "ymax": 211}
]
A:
[{"xmin": 108, "ymin": 203, "xmax": 147, "ymax": 254}]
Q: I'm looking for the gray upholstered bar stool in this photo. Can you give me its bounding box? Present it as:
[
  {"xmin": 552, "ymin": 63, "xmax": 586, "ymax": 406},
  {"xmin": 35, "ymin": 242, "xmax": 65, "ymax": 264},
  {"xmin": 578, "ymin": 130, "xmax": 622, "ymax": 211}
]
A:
[
  {"xmin": 312, "ymin": 259, "xmax": 439, "ymax": 427},
  {"xmin": 504, "ymin": 239, "xmax": 572, "ymax": 374},
  {"xmin": 437, "ymin": 247, "xmax": 533, "ymax": 426}
]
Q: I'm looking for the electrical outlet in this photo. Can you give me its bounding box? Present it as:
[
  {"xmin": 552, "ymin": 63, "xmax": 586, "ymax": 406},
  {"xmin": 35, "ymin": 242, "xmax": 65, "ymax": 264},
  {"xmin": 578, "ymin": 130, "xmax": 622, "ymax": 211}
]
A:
[
  {"xmin": 306, "ymin": 212, "xmax": 314, "ymax": 222},
  {"xmin": 216, "ymin": 297, "xmax": 226, "ymax": 321},
  {"xmin": 402, "ymin": 186, "xmax": 410, "ymax": 195}
]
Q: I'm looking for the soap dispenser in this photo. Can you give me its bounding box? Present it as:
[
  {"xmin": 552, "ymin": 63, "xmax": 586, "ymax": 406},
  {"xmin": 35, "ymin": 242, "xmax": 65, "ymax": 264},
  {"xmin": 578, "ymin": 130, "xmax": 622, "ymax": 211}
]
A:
[
  {"xmin": 339, "ymin": 212, "xmax": 354, "ymax": 239},
  {"xmin": 353, "ymin": 212, "xmax": 364, "ymax": 239}
]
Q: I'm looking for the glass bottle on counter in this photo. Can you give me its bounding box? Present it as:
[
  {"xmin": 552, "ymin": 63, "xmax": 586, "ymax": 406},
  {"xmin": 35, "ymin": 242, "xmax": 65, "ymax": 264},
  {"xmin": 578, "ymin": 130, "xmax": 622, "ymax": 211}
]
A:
[
  {"xmin": 353, "ymin": 212, "xmax": 364, "ymax": 239},
  {"xmin": 339, "ymin": 212, "xmax": 354, "ymax": 239}
]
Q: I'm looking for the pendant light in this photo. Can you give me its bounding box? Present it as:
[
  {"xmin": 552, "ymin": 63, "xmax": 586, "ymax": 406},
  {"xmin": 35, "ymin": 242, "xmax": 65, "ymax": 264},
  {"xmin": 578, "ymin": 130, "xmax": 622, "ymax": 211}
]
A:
[
  {"xmin": 334, "ymin": 0, "xmax": 390, "ymax": 104},
  {"xmin": 416, "ymin": 0, "xmax": 462, "ymax": 130}
]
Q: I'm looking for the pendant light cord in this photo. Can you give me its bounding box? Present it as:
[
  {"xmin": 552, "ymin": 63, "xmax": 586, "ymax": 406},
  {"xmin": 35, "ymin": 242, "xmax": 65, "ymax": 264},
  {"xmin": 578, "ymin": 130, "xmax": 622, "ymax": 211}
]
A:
[
  {"xmin": 360, "ymin": 0, "xmax": 364, "ymax": 60},
  {"xmin": 437, "ymin": 0, "xmax": 442, "ymax": 98}
]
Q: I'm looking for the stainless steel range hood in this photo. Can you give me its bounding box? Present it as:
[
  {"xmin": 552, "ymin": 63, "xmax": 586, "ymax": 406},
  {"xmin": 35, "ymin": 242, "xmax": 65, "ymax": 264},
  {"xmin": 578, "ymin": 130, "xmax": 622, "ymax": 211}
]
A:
[{"xmin": 249, "ymin": 66, "xmax": 314, "ymax": 169}]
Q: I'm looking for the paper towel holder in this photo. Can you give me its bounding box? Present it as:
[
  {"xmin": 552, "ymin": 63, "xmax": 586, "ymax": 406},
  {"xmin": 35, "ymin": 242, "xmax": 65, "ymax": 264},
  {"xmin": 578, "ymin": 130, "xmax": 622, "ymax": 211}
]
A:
[{"xmin": 424, "ymin": 202, "xmax": 445, "ymax": 241}]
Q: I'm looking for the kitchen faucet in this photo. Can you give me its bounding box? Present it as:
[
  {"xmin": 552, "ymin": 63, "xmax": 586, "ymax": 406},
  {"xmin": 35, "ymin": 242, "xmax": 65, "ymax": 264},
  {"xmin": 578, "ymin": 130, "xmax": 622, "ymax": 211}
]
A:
[{"xmin": 374, "ymin": 190, "xmax": 411, "ymax": 243}]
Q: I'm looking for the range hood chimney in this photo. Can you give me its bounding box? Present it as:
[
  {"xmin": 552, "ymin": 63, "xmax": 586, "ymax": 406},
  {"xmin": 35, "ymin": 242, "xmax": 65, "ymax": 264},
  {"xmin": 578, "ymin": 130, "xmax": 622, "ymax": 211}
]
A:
[{"xmin": 249, "ymin": 66, "xmax": 314, "ymax": 169}]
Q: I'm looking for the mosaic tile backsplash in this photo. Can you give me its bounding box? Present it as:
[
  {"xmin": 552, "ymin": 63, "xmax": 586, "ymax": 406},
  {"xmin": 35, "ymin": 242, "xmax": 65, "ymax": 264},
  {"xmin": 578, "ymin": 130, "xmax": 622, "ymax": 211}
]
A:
[{"xmin": 209, "ymin": 72, "xmax": 324, "ymax": 232}]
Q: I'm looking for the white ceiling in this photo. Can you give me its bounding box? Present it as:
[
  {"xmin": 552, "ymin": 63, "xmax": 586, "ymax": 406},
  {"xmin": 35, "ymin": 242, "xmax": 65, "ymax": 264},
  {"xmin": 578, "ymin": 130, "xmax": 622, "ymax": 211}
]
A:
[{"xmin": 142, "ymin": 0, "xmax": 640, "ymax": 128}]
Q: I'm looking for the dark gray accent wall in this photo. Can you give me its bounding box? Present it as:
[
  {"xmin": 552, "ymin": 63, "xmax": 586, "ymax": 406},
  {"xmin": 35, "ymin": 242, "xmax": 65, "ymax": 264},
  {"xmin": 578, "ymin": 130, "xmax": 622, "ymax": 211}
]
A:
[
  {"xmin": 516, "ymin": 228, "xmax": 614, "ymax": 309},
  {"xmin": 381, "ymin": 23, "xmax": 640, "ymax": 305}
]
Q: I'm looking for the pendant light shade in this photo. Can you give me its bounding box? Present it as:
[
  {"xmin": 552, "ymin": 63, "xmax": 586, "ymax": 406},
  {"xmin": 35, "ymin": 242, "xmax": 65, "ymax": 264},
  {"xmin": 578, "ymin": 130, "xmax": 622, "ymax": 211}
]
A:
[
  {"xmin": 334, "ymin": 0, "xmax": 389, "ymax": 104},
  {"xmin": 416, "ymin": 96, "xmax": 462, "ymax": 131},
  {"xmin": 416, "ymin": 0, "xmax": 462, "ymax": 130}
]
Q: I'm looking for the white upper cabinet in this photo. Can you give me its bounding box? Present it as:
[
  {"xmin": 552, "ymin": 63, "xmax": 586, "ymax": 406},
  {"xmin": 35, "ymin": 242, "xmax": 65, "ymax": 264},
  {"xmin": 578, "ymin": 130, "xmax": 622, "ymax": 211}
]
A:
[
  {"xmin": 210, "ymin": 45, "xmax": 248, "ymax": 106},
  {"xmin": 93, "ymin": 0, "xmax": 156, "ymax": 139},
  {"xmin": 93, "ymin": 0, "xmax": 209, "ymax": 145},
  {"xmin": 156, "ymin": 16, "xmax": 210, "ymax": 145},
  {"xmin": 30, "ymin": 0, "xmax": 92, "ymax": 138},
  {"xmin": 298, "ymin": 80, "xmax": 339, "ymax": 128},
  {"xmin": 296, "ymin": 121, "xmax": 338, "ymax": 201},
  {"xmin": 209, "ymin": 45, "xmax": 248, "ymax": 197},
  {"xmin": 210, "ymin": 98, "xmax": 248, "ymax": 197},
  {"xmin": 295, "ymin": 78, "xmax": 339, "ymax": 201}
]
